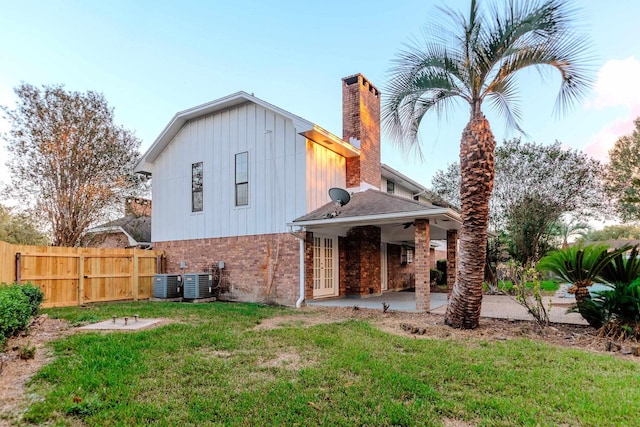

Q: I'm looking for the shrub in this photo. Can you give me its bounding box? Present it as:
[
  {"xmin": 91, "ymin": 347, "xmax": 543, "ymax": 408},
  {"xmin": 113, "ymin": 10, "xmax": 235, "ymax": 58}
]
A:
[
  {"xmin": 436, "ymin": 259, "xmax": 447, "ymax": 285},
  {"xmin": 0, "ymin": 282, "xmax": 43, "ymax": 347},
  {"xmin": 430, "ymin": 269, "xmax": 443, "ymax": 284},
  {"xmin": 0, "ymin": 284, "xmax": 32, "ymax": 347},
  {"xmin": 504, "ymin": 261, "xmax": 551, "ymax": 331},
  {"xmin": 19, "ymin": 283, "xmax": 45, "ymax": 316}
]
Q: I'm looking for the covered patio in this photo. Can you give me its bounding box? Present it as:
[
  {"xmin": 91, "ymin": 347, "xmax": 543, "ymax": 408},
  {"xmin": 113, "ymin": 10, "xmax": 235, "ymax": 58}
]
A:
[
  {"xmin": 289, "ymin": 189, "xmax": 462, "ymax": 312},
  {"xmin": 307, "ymin": 291, "xmax": 449, "ymax": 312}
]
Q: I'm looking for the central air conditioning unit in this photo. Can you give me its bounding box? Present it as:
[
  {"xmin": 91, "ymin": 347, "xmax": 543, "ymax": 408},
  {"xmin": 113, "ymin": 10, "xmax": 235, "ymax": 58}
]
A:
[
  {"xmin": 153, "ymin": 274, "xmax": 182, "ymax": 298},
  {"xmin": 183, "ymin": 273, "xmax": 213, "ymax": 299}
]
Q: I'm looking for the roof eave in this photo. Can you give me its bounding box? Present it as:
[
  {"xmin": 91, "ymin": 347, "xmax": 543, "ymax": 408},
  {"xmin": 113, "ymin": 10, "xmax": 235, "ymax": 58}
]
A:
[
  {"xmin": 299, "ymin": 125, "xmax": 360, "ymax": 158},
  {"xmin": 288, "ymin": 208, "xmax": 460, "ymax": 228}
]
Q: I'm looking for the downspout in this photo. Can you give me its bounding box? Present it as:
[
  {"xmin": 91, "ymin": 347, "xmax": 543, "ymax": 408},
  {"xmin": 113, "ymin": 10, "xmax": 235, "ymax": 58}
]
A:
[{"xmin": 288, "ymin": 227, "xmax": 306, "ymax": 308}]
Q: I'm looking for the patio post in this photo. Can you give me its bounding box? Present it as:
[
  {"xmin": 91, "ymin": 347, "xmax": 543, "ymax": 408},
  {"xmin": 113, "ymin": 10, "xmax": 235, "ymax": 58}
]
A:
[{"xmin": 414, "ymin": 219, "xmax": 430, "ymax": 311}]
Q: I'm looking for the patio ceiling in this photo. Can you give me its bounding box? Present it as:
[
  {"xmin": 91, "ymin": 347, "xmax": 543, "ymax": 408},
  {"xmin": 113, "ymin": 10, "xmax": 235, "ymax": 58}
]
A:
[{"xmin": 288, "ymin": 189, "xmax": 461, "ymax": 243}]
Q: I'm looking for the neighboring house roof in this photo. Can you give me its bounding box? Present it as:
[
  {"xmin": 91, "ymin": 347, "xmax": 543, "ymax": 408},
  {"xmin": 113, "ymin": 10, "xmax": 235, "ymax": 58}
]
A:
[
  {"xmin": 291, "ymin": 189, "xmax": 460, "ymax": 227},
  {"xmin": 84, "ymin": 215, "xmax": 152, "ymax": 247},
  {"xmin": 135, "ymin": 91, "xmax": 358, "ymax": 174}
]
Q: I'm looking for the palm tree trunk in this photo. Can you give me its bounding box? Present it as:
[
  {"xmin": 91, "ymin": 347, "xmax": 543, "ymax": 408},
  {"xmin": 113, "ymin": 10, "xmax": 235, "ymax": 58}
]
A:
[{"xmin": 445, "ymin": 112, "xmax": 496, "ymax": 329}]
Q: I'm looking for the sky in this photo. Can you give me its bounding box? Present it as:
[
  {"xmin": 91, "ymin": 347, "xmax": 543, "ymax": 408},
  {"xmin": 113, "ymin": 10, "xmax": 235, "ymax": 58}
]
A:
[{"xmin": 1, "ymin": 0, "xmax": 639, "ymax": 210}]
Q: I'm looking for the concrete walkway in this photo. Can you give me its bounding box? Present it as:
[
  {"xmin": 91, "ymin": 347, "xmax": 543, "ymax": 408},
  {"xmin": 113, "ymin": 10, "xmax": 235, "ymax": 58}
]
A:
[{"xmin": 307, "ymin": 292, "xmax": 587, "ymax": 325}]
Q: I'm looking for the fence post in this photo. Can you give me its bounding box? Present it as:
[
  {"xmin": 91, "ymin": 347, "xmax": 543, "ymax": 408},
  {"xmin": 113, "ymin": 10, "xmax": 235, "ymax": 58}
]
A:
[
  {"xmin": 15, "ymin": 253, "xmax": 21, "ymax": 284},
  {"xmin": 156, "ymin": 254, "xmax": 163, "ymax": 274},
  {"xmin": 132, "ymin": 251, "xmax": 139, "ymax": 301},
  {"xmin": 78, "ymin": 255, "xmax": 85, "ymax": 306}
]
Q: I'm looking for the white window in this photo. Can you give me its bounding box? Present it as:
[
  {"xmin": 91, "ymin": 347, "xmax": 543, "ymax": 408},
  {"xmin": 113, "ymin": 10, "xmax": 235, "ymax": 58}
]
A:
[
  {"xmin": 387, "ymin": 180, "xmax": 395, "ymax": 194},
  {"xmin": 192, "ymin": 162, "xmax": 203, "ymax": 212},
  {"xmin": 235, "ymin": 152, "xmax": 248, "ymax": 206}
]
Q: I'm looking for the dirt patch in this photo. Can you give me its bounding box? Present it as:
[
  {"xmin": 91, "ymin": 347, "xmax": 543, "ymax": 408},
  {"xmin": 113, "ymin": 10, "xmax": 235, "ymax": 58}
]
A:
[
  {"xmin": 258, "ymin": 350, "xmax": 307, "ymax": 371},
  {"xmin": 0, "ymin": 315, "xmax": 71, "ymax": 425},
  {"xmin": 258, "ymin": 306, "xmax": 640, "ymax": 362}
]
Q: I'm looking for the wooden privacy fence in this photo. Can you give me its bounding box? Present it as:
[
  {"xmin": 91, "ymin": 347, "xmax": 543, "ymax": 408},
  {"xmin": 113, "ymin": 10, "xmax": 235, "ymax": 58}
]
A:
[{"xmin": 0, "ymin": 241, "xmax": 164, "ymax": 308}]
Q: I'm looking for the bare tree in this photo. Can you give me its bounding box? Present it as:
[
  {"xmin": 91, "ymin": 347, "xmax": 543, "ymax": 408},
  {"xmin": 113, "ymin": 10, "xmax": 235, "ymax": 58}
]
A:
[{"xmin": 1, "ymin": 84, "xmax": 140, "ymax": 246}]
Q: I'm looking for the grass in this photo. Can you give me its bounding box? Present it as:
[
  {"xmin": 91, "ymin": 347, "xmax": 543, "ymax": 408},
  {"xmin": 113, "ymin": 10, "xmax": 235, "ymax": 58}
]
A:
[
  {"xmin": 485, "ymin": 280, "xmax": 560, "ymax": 294},
  {"xmin": 21, "ymin": 301, "xmax": 640, "ymax": 426}
]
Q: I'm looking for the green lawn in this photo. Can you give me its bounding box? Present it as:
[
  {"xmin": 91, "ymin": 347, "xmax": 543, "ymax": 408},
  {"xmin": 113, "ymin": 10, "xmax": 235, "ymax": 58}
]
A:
[
  {"xmin": 485, "ymin": 280, "xmax": 560, "ymax": 294},
  {"xmin": 22, "ymin": 301, "xmax": 640, "ymax": 426}
]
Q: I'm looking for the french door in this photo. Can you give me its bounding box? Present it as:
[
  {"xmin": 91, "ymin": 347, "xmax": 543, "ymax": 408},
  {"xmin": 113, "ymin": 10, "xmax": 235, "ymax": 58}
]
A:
[{"xmin": 312, "ymin": 235, "xmax": 338, "ymax": 298}]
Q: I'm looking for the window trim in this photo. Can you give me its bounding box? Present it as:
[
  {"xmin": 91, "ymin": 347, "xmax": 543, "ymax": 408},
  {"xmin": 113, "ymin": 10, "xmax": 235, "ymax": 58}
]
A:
[
  {"xmin": 387, "ymin": 180, "xmax": 395, "ymax": 194},
  {"xmin": 191, "ymin": 161, "xmax": 203, "ymax": 213},
  {"xmin": 235, "ymin": 151, "xmax": 249, "ymax": 207}
]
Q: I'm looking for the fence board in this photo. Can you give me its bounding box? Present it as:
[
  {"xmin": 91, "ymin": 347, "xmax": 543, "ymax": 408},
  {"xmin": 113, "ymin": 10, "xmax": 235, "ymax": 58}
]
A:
[{"xmin": 0, "ymin": 241, "xmax": 164, "ymax": 307}]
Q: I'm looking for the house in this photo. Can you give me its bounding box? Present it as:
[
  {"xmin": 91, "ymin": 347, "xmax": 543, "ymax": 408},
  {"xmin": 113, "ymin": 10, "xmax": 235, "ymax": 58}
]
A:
[
  {"xmin": 135, "ymin": 74, "xmax": 461, "ymax": 310},
  {"xmin": 82, "ymin": 198, "xmax": 152, "ymax": 249}
]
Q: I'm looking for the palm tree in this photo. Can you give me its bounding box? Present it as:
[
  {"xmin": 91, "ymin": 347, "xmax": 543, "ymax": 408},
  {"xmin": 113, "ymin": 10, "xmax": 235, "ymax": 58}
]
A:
[
  {"xmin": 383, "ymin": 0, "xmax": 591, "ymax": 328},
  {"xmin": 555, "ymin": 220, "xmax": 591, "ymax": 249}
]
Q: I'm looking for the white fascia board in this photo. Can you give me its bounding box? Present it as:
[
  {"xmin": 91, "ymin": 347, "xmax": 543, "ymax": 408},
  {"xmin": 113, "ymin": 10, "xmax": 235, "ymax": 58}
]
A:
[
  {"xmin": 288, "ymin": 208, "xmax": 460, "ymax": 228},
  {"xmin": 136, "ymin": 91, "xmax": 315, "ymax": 174}
]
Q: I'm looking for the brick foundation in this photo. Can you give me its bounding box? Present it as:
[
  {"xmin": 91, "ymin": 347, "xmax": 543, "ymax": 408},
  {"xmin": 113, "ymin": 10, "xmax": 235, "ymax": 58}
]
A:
[{"xmin": 155, "ymin": 233, "xmax": 300, "ymax": 306}]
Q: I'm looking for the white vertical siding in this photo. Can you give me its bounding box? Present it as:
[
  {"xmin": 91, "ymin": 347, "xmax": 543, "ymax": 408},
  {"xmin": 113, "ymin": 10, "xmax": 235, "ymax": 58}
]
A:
[
  {"xmin": 151, "ymin": 102, "xmax": 308, "ymax": 241},
  {"xmin": 305, "ymin": 142, "xmax": 347, "ymax": 212},
  {"xmin": 381, "ymin": 177, "xmax": 415, "ymax": 200}
]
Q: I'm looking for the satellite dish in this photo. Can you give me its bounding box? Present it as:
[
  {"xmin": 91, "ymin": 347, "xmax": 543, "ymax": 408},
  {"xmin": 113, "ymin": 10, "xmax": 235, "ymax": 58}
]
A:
[{"xmin": 328, "ymin": 187, "xmax": 351, "ymax": 207}]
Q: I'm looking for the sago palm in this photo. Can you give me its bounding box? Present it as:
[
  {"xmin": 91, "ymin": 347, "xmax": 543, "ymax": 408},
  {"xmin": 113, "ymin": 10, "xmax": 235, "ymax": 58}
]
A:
[
  {"xmin": 383, "ymin": 0, "xmax": 592, "ymax": 328},
  {"xmin": 537, "ymin": 244, "xmax": 621, "ymax": 301}
]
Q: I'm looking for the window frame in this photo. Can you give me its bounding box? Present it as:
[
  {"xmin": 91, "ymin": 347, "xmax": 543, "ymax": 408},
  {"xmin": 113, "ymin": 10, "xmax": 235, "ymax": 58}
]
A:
[
  {"xmin": 235, "ymin": 151, "xmax": 249, "ymax": 207},
  {"xmin": 387, "ymin": 180, "xmax": 395, "ymax": 194},
  {"xmin": 191, "ymin": 161, "xmax": 203, "ymax": 213}
]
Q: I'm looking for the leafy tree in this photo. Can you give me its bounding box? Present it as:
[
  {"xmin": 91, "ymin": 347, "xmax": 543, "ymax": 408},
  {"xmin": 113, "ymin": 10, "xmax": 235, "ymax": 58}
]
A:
[
  {"xmin": 0, "ymin": 204, "xmax": 49, "ymax": 245},
  {"xmin": 605, "ymin": 118, "xmax": 640, "ymax": 221},
  {"xmin": 432, "ymin": 139, "xmax": 605, "ymax": 230},
  {"xmin": 384, "ymin": 0, "xmax": 591, "ymax": 329},
  {"xmin": 505, "ymin": 194, "xmax": 560, "ymax": 264},
  {"xmin": 1, "ymin": 84, "xmax": 141, "ymax": 247},
  {"xmin": 432, "ymin": 140, "xmax": 603, "ymax": 264},
  {"xmin": 580, "ymin": 224, "xmax": 640, "ymax": 242}
]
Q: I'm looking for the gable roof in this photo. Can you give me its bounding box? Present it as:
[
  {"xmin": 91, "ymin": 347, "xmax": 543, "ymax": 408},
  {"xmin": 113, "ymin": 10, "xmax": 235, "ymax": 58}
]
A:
[
  {"xmin": 85, "ymin": 215, "xmax": 152, "ymax": 246},
  {"xmin": 290, "ymin": 189, "xmax": 460, "ymax": 227},
  {"xmin": 135, "ymin": 91, "xmax": 361, "ymax": 174}
]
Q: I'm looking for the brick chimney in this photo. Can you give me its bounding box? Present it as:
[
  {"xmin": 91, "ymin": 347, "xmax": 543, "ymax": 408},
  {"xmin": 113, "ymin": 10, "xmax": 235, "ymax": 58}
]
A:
[
  {"xmin": 342, "ymin": 74, "xmax": 381, "ymax": 189},
  {"xmin": 125, "ymin": 197, "xmax": 152, "ymax": 217}
]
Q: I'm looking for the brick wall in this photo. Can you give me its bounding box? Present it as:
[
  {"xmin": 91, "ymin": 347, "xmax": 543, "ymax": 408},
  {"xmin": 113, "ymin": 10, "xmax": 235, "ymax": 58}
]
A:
[
  {"xmin": 155, "ymin": 232, "xmax": 300, "ymax": 306},
  {"xmin": 343, "ymin": 225, "xmax": 381, "ymax": 296},
  {"xmin": 342, "ymin": 74, "xmax": 381, "ymax": 189},
  {"xmin": 386, "ymin": 243, "xmax": 415, "ymax": 291}
]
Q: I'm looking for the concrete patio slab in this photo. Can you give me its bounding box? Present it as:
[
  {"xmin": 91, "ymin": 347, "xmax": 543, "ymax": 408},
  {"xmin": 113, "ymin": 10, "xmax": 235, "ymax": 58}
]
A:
[
  {"xmin": 308, "ymin": 292, "xmax": 587, "ymax": 325},
  {"xmin": 78, "ymin": 318, "xmax": 166, "ymax": 331},
  {"xmin": 307, "ymin": 292, "xmax": 448, "ymax": 313}
]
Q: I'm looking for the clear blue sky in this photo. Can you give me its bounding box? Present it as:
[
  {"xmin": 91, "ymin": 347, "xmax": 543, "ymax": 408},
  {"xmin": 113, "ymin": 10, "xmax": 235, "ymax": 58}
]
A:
[{"xmin": 1, "ymin": 0, "xmax": 639, "ymax": 193}]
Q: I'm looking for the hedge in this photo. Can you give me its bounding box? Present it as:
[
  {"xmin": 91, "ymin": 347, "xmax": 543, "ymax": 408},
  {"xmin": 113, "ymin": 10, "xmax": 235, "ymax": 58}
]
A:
[{"xmin": 0, "ymin": 282, "xmax": 44, "ymax": 347}]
